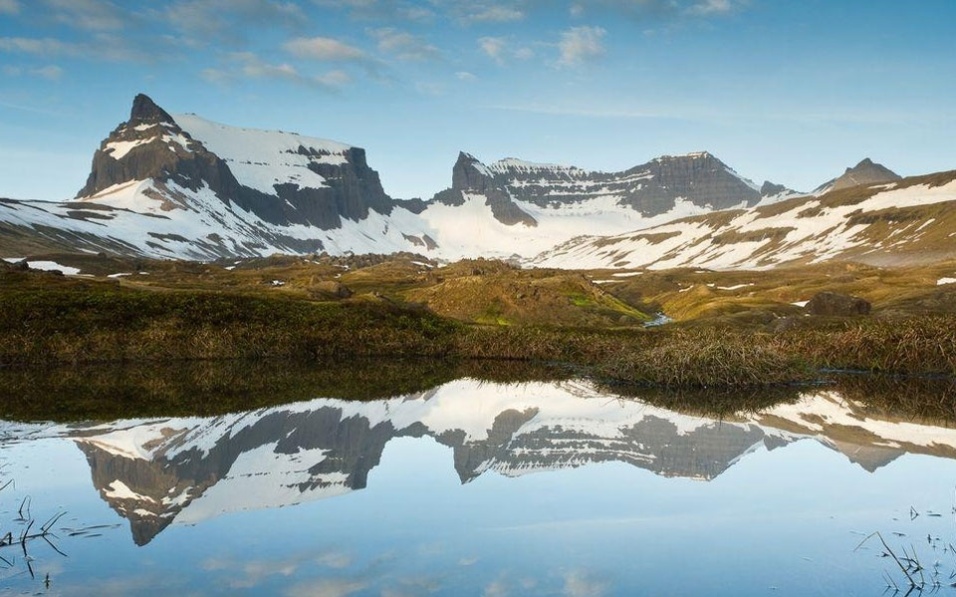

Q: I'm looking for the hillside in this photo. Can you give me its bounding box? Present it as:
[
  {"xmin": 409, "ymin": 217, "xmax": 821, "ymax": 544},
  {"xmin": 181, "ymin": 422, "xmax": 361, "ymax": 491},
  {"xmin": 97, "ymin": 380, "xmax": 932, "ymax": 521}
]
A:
[{"xmin": 535, "ymin": 170, "xmax": 956, "ymax": 270}]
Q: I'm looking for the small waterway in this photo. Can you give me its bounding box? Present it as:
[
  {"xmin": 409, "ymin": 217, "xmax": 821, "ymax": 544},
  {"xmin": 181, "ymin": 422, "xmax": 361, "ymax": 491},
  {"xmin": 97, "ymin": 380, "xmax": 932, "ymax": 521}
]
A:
[{"xmin": 1, "ymin": 362, "xmax": 955, "ymax": 595}]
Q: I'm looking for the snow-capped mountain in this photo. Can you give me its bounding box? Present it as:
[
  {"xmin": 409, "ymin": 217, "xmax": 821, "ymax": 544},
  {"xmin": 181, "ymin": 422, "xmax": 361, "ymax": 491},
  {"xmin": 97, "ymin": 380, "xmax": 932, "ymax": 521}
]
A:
[
  {"xmin": 0, "ymin": 94, "xmax": 795, "ymax": 262},
  {"xmin": 3, "ymin": 93, "xmax": 950, "ymax": 268},
  {"xmin": 12, "ymin": 379, "xmax": 953, "ymax": 545},
  {"xmin": 534, "ymin": 169, "xmax": 956, "ymax": 269}
]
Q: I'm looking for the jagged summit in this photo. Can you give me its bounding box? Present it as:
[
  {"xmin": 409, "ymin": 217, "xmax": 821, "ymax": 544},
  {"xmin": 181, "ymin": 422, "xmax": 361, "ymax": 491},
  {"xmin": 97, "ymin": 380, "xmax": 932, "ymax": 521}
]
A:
[{"xmin": 130, "ymin": 93, "xmax": 174, "ymax": 126}]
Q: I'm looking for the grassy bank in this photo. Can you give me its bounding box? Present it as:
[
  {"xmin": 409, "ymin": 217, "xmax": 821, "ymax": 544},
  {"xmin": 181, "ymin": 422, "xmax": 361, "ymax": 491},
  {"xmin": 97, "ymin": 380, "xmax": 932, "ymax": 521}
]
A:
[
  {"xmin": 3, "ymin": 268, "xmax": 956, "ymax": 390},
  {"xmin": 0, "ymin": 273, "xmax": 459, "ymax": 364}
]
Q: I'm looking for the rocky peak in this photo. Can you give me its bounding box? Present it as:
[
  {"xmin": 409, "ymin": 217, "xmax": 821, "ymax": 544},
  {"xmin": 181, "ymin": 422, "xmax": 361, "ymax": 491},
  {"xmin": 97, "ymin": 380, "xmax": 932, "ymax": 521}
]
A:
[
  {"xmin": 451, "ymin": 152, "xmax": 494, "ymax": 192},
  {"xmin": 760, "ymin": 181, "xmax": 786, "ymax": 196},
  {"xmin": 817, "ymin": 158, "xmax": 901, "ymax": 194},
  {"xmin": 75, "ymin": 95, "xmax": 241, "ymax": 206},
  {"xmin": 130, "ymin": 93, "xmax": 174, "ymax": 126},
  {"xmin": 629, "ymin": 151, "xmax": 761, "ymax": 212}
]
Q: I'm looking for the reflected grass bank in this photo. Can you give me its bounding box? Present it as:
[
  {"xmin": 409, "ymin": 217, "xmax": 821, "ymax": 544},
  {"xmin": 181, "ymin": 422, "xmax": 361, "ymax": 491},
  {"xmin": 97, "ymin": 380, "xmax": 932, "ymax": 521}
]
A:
[{"xmin": 0, "ymin": 358, "xmax": 569, "ymax": 422}]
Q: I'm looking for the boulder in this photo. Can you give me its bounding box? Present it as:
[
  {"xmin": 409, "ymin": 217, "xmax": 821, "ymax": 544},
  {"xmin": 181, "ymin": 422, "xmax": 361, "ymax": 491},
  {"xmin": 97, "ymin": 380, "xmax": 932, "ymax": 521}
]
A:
[
  {"xmin": 805, "ymin": 292, "xmax": 871, "ymax": 316},
  {"xmin": 311, "ymin": 280, "xmax": 353, "ymax": 299}
]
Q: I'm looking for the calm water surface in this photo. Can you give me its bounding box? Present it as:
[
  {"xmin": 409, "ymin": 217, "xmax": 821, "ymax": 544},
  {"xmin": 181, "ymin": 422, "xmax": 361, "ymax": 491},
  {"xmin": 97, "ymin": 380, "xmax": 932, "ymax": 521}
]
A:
[{"xmin": 2, "ymin": 374, "xmax": 956, "ymax": 596}]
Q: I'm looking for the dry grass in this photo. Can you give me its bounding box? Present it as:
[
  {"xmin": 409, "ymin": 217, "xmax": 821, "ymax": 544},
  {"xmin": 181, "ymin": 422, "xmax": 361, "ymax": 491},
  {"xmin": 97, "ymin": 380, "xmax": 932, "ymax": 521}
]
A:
[{"xmin": 598, "ymin": 329, "xmax": 812, "ymax": 388}]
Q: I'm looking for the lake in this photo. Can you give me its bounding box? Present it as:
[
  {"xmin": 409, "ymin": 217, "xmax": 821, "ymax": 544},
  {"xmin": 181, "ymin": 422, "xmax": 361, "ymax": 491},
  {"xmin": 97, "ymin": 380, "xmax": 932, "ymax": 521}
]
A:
[{"xmin": 2, "ymin": 366, "xmax": 956, "ymax": 596}]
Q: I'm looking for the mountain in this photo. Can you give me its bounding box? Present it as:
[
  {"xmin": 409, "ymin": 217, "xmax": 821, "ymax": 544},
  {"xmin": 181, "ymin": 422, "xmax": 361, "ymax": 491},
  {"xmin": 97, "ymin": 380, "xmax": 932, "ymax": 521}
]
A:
[
  {"xmin": 0, "ymin": 94, "xmax": 796, "ymax": 262},
  {"xmin": 79, "ymin": 94, "xmax": 399, "ymax": 232},
  {"xmin": 14, "ymin": 379, "xmax": 952, "ymax": 545},
  {"xmin": 436, "ymin": 150, "xmax": 792, "ymax": 218},
  {"xmin": 813, "ymin": 158, "xmax": 902, "ymax": 195},
  {"xmin": 534, "ymin": 168, "xmax": 956, "ymax": 269}
]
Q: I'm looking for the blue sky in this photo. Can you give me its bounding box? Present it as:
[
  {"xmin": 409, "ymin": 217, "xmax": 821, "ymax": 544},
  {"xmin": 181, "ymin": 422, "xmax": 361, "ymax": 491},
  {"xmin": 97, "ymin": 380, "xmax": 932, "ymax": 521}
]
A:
[{"xmin": 1, "ymin": 0, "xmax": 953, "ymax": 201}]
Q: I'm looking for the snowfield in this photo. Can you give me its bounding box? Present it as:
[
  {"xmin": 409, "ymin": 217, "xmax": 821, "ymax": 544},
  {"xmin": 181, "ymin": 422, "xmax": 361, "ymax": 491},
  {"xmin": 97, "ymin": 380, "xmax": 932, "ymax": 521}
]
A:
[{"xmin": 534, "ymin": 179, "xmax": 956, "ymax": 270}]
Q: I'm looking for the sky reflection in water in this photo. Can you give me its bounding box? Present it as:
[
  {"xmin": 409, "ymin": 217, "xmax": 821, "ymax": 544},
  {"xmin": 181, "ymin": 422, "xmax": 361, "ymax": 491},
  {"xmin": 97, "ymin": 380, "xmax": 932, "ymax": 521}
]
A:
[{"xmin": 2, "ymin": 378, "xmax": 956, "ymax": 596}]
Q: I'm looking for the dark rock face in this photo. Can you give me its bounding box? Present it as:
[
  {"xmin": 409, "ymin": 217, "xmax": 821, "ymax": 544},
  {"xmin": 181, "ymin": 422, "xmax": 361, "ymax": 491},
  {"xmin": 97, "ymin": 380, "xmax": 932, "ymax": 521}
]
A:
[
  {"xmin": 622, "ymin": 153, "xmax": 760, "ymax": 213},
  {"xmin": 806, "ymin": 291, "xmax": 872, "ymax": 316},
  {"xmin": 77, "ymin": 96, "xmax": 261, "ymax": 213},
  {"xmin": 432, "ymin": 151, "xmax": 763, "ymax": 224},
  {"xmin": 439, "ymin": 153, "xmax": 537, "ymax": 226},
  {"xmin": 130, "ymin": 93, "xmax": 174, "ymax": 125},
  {"xmin": 77, "ymin": 93, "xmax": 400, "ymax": 231},
  {"xmin": 760, "ymin": 181, "xmax": 788, "ymax": 196}
]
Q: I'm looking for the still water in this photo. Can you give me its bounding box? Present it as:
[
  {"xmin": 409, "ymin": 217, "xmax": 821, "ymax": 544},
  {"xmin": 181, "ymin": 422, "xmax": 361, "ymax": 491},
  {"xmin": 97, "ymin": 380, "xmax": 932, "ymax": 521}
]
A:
[{"xmin": 2, "ymin": 375, "xmax": 956, "ymax": 596}]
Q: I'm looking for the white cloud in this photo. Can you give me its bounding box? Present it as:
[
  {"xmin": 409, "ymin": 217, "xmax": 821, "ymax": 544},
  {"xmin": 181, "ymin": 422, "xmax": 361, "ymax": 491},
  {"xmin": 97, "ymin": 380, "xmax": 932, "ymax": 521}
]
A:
[
  {"xmin": 163, "ymin": 0, "xmax": 305, "ymax": 46},
  {"xmin": 478, "ymin": 36, "xmax": 507, "ymax": 64},
  {"xmin": 284, "ymin": 578, "xmax": 368, "ymax": 597},
  {"xmin": 284, "ymin": 37, "xmax": 368, "ymax": 61},
  {"xmin": 467, "ymin": 5, "xmax": 524, "ymax": 22},
  {"xmin": 205, "ymin": 52, "xmax": 351, "ymax": 91},
  {"xmin": 478, "ymin": 36, "xmax": 533, "ymax": 66},
  {"xmin": 0, "ymin": 0, "xmax": 20, "ymax": 15},
  {"xmin": 556, "ymin": 26, "xmax": 606, "ymax": 67},
  {"xmin": 686, "ymin": 0, "xmax": 734, "ymax": 15},
  {"xmin": 44, "ymin": 0, "xmax": 125, "ymax": 31},
  {"xmin": 0, "ymin": 37, "xmax": 76, "ymax": 56},
  {"xmin": 368, "ymin": 28, "xmax": 441, "ymax": 61},
  {"xmin": 569, "ymin": 0, "xmax": 744, "ymax": 19},
  {"xmin": 33, "ymin": 65, "xmax": 64, "ymax": 80},
  {"xmin": 563, "ymin": 570, "xmax": 610, "ymax": 597},
  {"xmin": 312, "ymin": 0, "xmax": 435, "ymax": 23},
  {"xmin": 455, "ymin": 71, "xmax": 477, "ymax": 81},
  {"xmin": 514, "ymin": 47, "xmax": 534, "ymax": 60}
]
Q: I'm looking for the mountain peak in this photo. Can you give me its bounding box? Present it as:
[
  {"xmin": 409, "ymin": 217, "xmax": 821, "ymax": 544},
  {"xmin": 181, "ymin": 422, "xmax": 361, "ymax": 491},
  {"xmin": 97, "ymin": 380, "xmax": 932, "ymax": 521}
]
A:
[
  {"xmin": 452, "ymin": 151, "xmax": 492, "ymax": 191},
  {"xmin": 130, "ymin": 93, "xmax": 174, "ymax": 126},
  {"xmin": 824, "ymin": 157, "xmax": 900, "ymax": 193}
]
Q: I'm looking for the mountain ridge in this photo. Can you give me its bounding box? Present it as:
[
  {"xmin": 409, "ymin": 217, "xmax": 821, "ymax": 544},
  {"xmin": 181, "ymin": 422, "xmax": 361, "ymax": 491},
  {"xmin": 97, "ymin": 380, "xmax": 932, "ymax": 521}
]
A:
[{"xmin": 2, "ymin": 93, "xmax": 948, "ymax": 269}]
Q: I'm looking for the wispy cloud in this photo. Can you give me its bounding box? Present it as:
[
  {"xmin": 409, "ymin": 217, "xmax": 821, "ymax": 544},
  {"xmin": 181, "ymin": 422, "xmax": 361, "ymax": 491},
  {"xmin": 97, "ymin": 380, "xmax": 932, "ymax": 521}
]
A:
[
  {"xmin": 32, "ymin": 65, "xmax": 64, "ymax": 80},
  {"xmin": 0, "ymin": 0, "xmax": 20, "ymax": 15},
  {"xmin": 466, "ymin": 4, "xmax": 524, "ymax": 23},
  {"xmin": 202, "ymin": 52, "xmax": 351, "ymax": 91},
  {"xmin": 284, "ymin": 578, "xmax": 368, "ymax": 597},
  {"xmin": 0, "ymin": 37, "xmax": 78, "ymax": 56},
  {"xmin": 161, "ymin": 0, "xmax": 305, "ymax": 46},
  {"xmin": 569, "ymin": 0, "xmax": 745, "ymax": 20},
  {"xmin": 368, "ymin": 28, "xmax": 441, "ymax": 61},
  {"xmin": 478, "ymin": 36, "xmax": 534, "ymax": 65},
  {"xmin": 556, "ymin": 26, "xmax": 606, "ymax": 67},
  {"xmin": 284, "ymin": 36, "xmax": 368, "ymax": 61},
  {"xmin": 686, "ymin": 0, "xmax": 737, "ymax": 16},
  {"xmin": 478, "ymin": 36, "xmax": 507, "ymax": 64},
  {"xmin": 312, "ymin": 0, "xmax": 436, "ymax": 23},
  {"xmin": 43, "ymin": 0, "xmax": 126, "ymax": 31},
  {"xmin": 562, "ymin": 570, "xmax": 610, "ymax": 597}
]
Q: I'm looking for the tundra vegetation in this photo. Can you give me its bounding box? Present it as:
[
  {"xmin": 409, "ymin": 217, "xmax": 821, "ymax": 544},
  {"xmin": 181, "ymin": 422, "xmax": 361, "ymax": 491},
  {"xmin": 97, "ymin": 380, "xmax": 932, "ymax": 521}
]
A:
[{"xmin": 2, "ymin": 252, "xmax": 956, "ymax": 417}]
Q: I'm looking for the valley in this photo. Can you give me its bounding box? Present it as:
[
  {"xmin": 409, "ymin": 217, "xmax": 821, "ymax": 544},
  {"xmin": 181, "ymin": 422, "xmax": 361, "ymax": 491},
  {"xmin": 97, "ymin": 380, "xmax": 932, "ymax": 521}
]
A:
[{"xmin": 1, "ymin": 94, "xmax": 955, "ymax": 394}]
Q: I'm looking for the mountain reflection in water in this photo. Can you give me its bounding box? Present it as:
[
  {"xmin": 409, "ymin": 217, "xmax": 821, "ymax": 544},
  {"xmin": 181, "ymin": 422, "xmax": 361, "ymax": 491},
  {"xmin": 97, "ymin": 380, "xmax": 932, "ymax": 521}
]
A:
[{"xmin": 3, "ymin": 374, "xmax": 956, "ymax": 596}]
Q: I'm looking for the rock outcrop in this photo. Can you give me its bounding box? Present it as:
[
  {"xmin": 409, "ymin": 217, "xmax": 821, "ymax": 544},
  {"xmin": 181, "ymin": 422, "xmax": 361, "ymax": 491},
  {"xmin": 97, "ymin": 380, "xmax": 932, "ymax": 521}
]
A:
[{"xmin": 805, "ymin": 291, "xmax": 872, "ymax": 316}]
